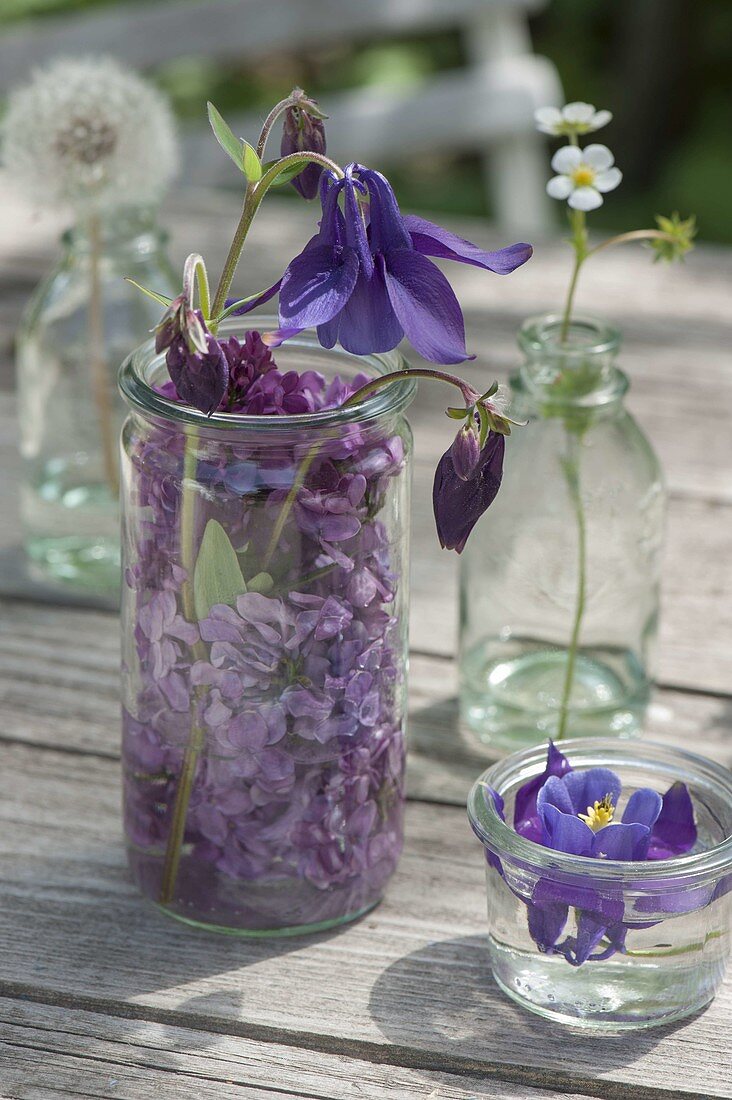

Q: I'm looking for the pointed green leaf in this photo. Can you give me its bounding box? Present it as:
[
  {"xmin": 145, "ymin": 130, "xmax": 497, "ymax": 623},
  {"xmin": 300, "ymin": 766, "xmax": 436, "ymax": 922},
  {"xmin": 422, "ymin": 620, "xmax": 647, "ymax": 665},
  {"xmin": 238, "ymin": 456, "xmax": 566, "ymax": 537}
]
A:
[
  {"xmin": 242, "ymin": 140, "xmax": 263, "ymax": 182},
  {"xmin": 446, "ymin": 406, "xmax": 469, "ymax": 420},
  {"xmin": 193, "ymin": 519, "xmax": 248, "ymax": 620},
  {"xmin": 124, "ymin": 279, "xmax": 174, "ymax": 307},
  {"xmin": 207, "ymin": 102, "xmax": 244, "ymax": 172}
]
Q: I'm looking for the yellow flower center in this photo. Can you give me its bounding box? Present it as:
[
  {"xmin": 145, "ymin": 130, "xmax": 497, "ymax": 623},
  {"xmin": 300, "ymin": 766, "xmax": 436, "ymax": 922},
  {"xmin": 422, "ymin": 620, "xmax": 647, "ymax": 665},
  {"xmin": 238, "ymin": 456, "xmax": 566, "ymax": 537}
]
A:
[
  {"xmin": 578, "ymin": 793, "xmax": 615, "ymax": 831},
  {"xmin": 571, "ymin": 165, "xmax": 596, "ymax": 188}
]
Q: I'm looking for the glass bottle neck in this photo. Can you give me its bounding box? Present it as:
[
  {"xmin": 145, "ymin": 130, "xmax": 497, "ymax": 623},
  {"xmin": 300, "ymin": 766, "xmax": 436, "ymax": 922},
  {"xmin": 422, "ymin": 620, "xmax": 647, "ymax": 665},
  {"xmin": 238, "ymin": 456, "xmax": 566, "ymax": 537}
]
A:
[
  {"xmin": 63, "ymin": 205, "xmax": 166, "ymax": 260},
  {"xmin": 517, "ymin": 313, "xmax": 627, "ymax": 412}
]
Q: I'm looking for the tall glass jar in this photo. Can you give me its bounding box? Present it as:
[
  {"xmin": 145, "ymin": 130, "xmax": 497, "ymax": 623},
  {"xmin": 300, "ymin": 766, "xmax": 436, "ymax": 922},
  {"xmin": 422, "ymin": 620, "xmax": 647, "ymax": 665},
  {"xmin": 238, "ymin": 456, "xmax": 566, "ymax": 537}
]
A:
[
  {"xmin": 118, "ymin": 322, "xmax": 415, "ymax": 935},
  {"xmin": 459, "ymin": 315, "xmax": 665, "ymax": 750},
  {"xmin": 16, "ymin": 207, "xmax": 176, "ymax": 593}
]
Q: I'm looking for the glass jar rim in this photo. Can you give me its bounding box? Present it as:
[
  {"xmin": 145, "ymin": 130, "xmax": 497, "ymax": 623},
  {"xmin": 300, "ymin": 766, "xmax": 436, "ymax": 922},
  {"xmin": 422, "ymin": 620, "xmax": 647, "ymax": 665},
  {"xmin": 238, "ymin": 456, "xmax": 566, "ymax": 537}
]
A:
[
  {"xmin": 118, "ymin": 317, "xmax": 416, "ymax": 433},
  {"xmin": 468, "ymin": 738, "xmax": 732, "ymax": 887},
  {"xmin": 518, "ymin": 313, "xmax": 621, "ymax": 360}
]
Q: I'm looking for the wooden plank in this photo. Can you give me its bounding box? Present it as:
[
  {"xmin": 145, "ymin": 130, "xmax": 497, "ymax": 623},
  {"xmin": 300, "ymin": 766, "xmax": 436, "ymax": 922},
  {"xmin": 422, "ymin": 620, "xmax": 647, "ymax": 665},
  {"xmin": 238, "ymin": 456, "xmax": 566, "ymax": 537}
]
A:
[
  {"xmin": 0, "ymin": 999, "xmax": 587, "ymax": 1100},
  {"xmin": 0, "ymin": 740, "xmax": 729, "ymax": 1099},
  {"xmin": 0, "ymin": 599, "xmax": 730, "ymax": 807}
]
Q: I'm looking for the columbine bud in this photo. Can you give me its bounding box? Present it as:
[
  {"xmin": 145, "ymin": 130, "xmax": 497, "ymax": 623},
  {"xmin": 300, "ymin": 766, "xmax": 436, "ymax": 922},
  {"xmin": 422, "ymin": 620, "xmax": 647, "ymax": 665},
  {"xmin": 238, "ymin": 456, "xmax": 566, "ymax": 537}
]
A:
[
  {"xmin": 154, "ymin": 294, "xmax": 208, "ymax": 356},
  {"xmin": 166, "ymin": 327, "xmax": 229, "ymax": 416},
  {"xmin": 281, "ymin": 88, "xmax": 327, "ymax": 200},
  {"xmin": 450, "ymin": 421, "xmax": 481, "ymax": 481}
]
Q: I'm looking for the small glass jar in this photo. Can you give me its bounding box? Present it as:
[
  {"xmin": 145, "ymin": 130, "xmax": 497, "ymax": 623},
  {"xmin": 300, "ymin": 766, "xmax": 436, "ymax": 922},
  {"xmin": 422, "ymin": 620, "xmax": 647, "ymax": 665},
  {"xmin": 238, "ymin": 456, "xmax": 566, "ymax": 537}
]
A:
[
  {"xmin": 468, "ymin": 739, "xmax": 732, "ymax": 1030},
  {"xmin": 459, "ymin": 315, "xmax": 665, "ymax": 751},
  {"xmin": 16, "ymin": 206, "xmax": 176, "ymax": 593},
  {"xmin": 118, "ymin": 321, "xmax": 415, "ymax": 935}
]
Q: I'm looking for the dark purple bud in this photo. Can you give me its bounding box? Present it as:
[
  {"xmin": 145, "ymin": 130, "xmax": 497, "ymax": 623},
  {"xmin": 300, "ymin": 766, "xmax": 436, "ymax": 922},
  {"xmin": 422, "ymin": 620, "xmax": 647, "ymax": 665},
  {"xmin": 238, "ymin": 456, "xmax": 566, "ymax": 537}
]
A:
[
  {"xmin": 166, "ymin": 330, "xmax": 229, "ymax": 416},
  {"xmin": 281, "ymin": 90, "xmax": 327, "ymax": 200},
  {"xmin": 450, "ymin": 421, "xmax": 481, "ymax": 481},
  {"xmin": 433, "ymin": 432, "xmax": 505, "ymax": 553},
  {"xmin": 154, "ymin": 293, "xmax": 187, "ymax": 353}
]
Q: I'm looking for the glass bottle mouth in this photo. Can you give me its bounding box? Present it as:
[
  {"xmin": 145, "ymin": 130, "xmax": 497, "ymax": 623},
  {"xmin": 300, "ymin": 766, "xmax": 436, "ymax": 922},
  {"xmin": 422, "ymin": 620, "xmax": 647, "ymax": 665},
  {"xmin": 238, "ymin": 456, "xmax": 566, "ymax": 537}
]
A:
[
  {"xmin": 63, "ymin": 204, "xmax": 165, "ymax": 254},
  {"xmin": 118, "ymin": 317, "xmax": 417, "ymax": 434},
  {"xmin": 518, "ymin": 313, "xmax": 621, "ymax": 361},
  {"xmin": 468, "ymin": 738, "xmax": 732, "ymax": 892},
  {"xmin": 517, "ymin": 313, "xmax": 626, "ymax": 409}
]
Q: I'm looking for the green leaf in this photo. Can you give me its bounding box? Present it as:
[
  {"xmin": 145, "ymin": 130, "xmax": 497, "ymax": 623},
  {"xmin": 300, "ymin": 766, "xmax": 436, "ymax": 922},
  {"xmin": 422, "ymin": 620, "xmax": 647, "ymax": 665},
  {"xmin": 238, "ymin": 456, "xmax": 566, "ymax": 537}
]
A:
[
  {"xmin": 261, "ymin": 157, "xmax": 311, "ymax": 186},
  {"xmin": 445, "ymin": 405, "xmax": 469, "ymax": 420},
  {"xmin": 207, "ymin": 102, "xmax": 244, "ymax": 171},
  {"xmin": 124, "ymin": 279, "xmax": 174, "ymax": 307},
  {"xmin": 193, "ymin": 519, "xmax": 248, "ymax": 620},
  {"xmin": 242, "ymin": 140, "xmax": 263, "ymax": 182}
]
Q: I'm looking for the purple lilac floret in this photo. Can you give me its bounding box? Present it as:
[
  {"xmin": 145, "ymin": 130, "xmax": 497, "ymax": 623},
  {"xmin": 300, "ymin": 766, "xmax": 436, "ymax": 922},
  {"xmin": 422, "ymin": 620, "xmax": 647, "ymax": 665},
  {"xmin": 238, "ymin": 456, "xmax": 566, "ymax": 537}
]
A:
[
  {"xmin": 124, "ymin": 351, "xmax": 408, "ymax": 927},
  {"xmin": 268, "ymin": 164, "xmax": 532, "ymax": 364},
  {"xmin": 481, "ymin": 742, "xmax": 698, "ymax": 966}
]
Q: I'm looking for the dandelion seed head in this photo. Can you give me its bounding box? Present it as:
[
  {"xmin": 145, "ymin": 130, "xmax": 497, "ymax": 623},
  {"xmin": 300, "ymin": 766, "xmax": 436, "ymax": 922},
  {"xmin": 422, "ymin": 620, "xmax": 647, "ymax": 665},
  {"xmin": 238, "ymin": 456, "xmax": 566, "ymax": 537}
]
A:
[{"xmin": 1, "ymin": 56, "xmax": 178, "ymax": 211}]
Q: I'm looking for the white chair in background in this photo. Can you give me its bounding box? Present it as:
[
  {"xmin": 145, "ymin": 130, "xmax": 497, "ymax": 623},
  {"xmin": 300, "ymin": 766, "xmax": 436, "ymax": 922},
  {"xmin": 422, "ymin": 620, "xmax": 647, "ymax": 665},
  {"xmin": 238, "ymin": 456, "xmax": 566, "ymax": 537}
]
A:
[{"xmin": 0, "ymin": 0, "xmax": 562, "ymax": 233}]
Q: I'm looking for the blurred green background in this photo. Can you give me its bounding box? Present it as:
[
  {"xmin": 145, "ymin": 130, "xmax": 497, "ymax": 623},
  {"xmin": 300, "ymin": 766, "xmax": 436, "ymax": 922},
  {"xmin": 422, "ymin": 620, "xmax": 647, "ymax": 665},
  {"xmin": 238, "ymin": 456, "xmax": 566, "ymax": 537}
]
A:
[{"xmin": 2, "ymin": 0, "xmax": 730, "ymax": 240}]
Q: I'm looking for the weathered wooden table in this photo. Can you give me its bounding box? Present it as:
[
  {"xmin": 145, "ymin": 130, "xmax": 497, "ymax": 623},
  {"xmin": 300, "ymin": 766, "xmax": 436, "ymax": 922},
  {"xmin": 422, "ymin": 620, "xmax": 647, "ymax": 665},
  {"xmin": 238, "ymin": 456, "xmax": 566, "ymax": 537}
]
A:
[{"xmin": 0, "ymin": 184, "xmax": 730, "ymax": 1099}]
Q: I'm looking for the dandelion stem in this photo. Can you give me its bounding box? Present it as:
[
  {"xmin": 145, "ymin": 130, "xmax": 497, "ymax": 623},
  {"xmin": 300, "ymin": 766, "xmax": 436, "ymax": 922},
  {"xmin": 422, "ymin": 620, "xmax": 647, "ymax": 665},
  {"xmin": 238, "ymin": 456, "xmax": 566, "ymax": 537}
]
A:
[{"xmin": 87, "ymin": 212, "xmax": 119, "ymax": 496}]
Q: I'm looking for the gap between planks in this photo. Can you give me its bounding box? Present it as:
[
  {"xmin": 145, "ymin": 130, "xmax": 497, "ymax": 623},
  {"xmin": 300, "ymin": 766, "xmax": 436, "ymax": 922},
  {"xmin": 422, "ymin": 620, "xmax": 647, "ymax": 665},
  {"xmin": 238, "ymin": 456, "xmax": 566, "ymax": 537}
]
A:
[{"xmin": 0, "ymin": 988, "xmax": 718, "ymax": 1100}]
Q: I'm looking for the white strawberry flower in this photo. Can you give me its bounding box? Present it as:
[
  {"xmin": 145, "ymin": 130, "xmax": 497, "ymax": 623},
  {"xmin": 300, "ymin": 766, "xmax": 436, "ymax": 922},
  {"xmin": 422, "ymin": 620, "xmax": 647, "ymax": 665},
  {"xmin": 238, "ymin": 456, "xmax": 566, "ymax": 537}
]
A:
[
  {"xmin": 535, "ymin": 102, "xmax": 612, "ymax": 137},
  {"xmin": 546, "ymin": 144, "xmax": 622, "ymax": 212}
]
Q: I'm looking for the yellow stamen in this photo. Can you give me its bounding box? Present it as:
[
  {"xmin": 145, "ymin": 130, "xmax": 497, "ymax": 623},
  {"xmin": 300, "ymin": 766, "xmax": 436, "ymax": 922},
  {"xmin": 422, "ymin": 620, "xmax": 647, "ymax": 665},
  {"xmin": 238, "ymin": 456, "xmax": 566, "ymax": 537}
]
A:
[
  {"xmin": 578, "ymin": 793, "xmax": 615, "ymax": 831},
  {"xmin": 571, "ymin": 165, "xmax": 596, "ymax": 188}
]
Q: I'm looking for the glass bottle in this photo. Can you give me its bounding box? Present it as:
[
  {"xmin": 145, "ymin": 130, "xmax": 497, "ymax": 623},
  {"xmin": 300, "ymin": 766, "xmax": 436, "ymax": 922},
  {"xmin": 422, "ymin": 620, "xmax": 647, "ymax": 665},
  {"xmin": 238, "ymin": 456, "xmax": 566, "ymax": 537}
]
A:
[
  {"xmin": 118, "ymin": 321, "xmax": 415, "ymax": 935},
  {"xmin": 16, "ymin": 207, "xmax": 176, "ymax": 594},
  {"xmin": 459, "ymin": 315, "xmax": 665, "ymax": 751}
]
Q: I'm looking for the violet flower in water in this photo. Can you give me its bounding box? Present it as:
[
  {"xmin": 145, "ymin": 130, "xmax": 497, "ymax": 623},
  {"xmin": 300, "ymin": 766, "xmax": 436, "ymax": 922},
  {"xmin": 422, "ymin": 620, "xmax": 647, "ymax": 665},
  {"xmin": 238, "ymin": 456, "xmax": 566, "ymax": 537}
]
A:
[{"xmin": 483, "ymin": 742, "xmax": 698, "ymax": 965}]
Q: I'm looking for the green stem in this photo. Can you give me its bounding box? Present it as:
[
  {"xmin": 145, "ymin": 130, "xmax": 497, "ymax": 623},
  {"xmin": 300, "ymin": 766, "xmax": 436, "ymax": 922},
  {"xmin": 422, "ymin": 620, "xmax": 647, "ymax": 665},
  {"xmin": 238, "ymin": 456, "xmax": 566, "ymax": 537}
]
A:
[
  {"xmin": 257, "ymin": 150, "xmax": 343, "ymax": 193},
  {"xmin": 343, "ymin": 367, "xmax": 476, "ymax": 409},
  {"xmin": 262, "ymin": 442, "xmax": 321, "ymax": 571},
  {"xmin": 159, "ymin": 143, "xmax": 347, "ymax": 899},
  {"xmin": 210, "ymin": 152, "xmax": 343, "ymax": 325},
  {"xmin": 556, "ymin": 434, "xmax": 587, "ymax": 741},
  {"xmin": 159, "ymin": 432, "xmax": 208, "ymax": 906},
  {"xmin": 210, "ymin": 184, "xmax": 262, "ymax": 325},
  {"xmin": 559, "ymin": 209, "xmax": 587, "ymax": 344},
  {"xmin": 586, "ymin": 228, "xmax": 679, "ymax": 258},
  {"xmin": 256, "ymin": 94, "xmax": 298, "ymax": 159}
]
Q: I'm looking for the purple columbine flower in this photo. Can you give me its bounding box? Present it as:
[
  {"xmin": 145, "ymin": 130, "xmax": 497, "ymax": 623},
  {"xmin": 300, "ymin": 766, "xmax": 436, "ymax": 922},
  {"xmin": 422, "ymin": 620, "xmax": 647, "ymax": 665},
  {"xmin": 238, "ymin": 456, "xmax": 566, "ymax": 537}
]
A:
[
  {"xmin": 433, "ymin": 431, "xmax": 505, "ymax": 552},
  {"xmin": 483, "ymin": 742, "xmax": 698, "ymax": 966},
  {"xmin": 271, "ymin": 165, "xmax": 532, "ymax": 364},
  {"xmin": 280, "ymin": 89, "xmax": 327, "ymax": 200}
]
